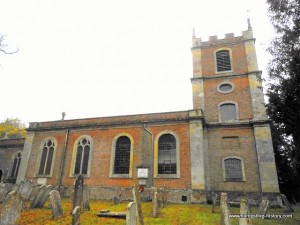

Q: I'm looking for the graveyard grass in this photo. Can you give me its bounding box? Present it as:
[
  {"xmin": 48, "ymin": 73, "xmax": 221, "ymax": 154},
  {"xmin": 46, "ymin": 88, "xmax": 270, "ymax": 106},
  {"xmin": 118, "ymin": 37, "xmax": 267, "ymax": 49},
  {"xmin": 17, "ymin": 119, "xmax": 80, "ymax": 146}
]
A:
[{"xmin": 16, "ymin": 199, "xmax": 300, "ymax": 225}]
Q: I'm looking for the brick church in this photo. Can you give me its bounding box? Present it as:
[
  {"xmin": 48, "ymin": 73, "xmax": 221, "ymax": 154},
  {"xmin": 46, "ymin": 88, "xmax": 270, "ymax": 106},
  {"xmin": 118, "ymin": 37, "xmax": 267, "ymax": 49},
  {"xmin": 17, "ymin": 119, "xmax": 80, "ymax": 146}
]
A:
[{"xmin": 1, "ymin": 22, "xmax": 280, "ymax": 204}]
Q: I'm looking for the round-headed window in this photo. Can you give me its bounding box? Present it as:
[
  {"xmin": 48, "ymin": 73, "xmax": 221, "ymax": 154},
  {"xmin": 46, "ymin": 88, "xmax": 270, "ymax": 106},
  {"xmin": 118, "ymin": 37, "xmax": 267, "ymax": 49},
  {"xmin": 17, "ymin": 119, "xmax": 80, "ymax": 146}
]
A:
[{"xmin": 218, "ymin": 82, "xmax": 234, "ymax": 93}]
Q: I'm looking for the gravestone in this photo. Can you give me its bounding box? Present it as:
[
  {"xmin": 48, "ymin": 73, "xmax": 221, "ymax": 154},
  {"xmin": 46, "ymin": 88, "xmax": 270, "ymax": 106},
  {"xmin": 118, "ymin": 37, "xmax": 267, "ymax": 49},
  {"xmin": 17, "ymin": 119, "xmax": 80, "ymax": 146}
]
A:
[
  {"xmin": 49, "ymin": 190, "xmax": 63, "ymax": 219},
  {"xmin": 113, "ymin": 196, "xmax": 119, "ymax": 205},
  {"xmin": 220, "ymin": 192, "xmax": 231, "ymax": 225},
  {"xmin": 281, "ymin": 194, "xmax": 294, "ymax": 212},
  {"xmin": 0, "ymin": 182, "xmax": 6, "ymax": 203},
  {"xmin": 132, "ymin": 185, "xmax": 144, "ymax": 225},
  {"xmin": 82, "ymin": 185, "xmax": 90, "ymax": 211},
  {"xmin": 257, "ymin": 199, "xmax": 269, "ymax": 217},
  {"xmin": 126, "ymin": 202, "xmax": 137, "ymax": 225},
  {"xmin": 0, "ymin": 192, "xmax": 23, "ymax": 225},
  {"xmin": 160, "ymin": 185, "xmax": 167, "ymax": 207},
  {"xmin": 72, "ymin": 206, "xmax": 80, "ymax": 225},
  {"xmin": 31, "ymin": 184, "xmax": 46, "ymax": 208},
  {"xmin": 152, "ymin": 188, "xmax": 159, "ymax": 218},
  {"xmin": 239, "ymin": 199, "xmax": 252, "ymax": 225},
  {"xmin": 39, "ymin": 185, "xmax": 53, "ymax": 207},
  {"xmin": 212, "ymin": 193, "xmax": 219, "ymax": 213},
  {"xmin": 72, "ymin": 175, "xmax": 84, "ymax": 211},
  {"xmin": 18, "ymin": 180, "xmax": 33, "ymax": 201}
]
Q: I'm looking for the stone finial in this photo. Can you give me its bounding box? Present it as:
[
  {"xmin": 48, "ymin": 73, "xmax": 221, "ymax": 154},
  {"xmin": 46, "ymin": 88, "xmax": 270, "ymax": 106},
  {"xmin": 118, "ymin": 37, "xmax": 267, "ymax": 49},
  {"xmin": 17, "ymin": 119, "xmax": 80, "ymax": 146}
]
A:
[
  {"xmin": 192, "ymin": 27, "xmax": 196, "ymax": 38},
  {"xmin": 61, "ymin": 112, "xmax": 66, "ymax": 120},
  {"xmin": 247, "ymin": 17, "xmax": 252, "ymax": 30}
]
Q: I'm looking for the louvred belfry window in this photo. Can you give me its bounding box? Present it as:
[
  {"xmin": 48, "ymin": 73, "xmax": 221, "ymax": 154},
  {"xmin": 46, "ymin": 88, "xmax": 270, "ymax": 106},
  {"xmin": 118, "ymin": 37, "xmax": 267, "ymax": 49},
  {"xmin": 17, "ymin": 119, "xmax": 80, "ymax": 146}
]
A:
[
  {"xmin": 74, "ymin": 138, "xmax": 91, "ymax": 175},
  {"xmin": 158, "ymin": 134, "xmax": 176, "ymax": 174},
  {"xmin": 220, "ymin": 103, "xmax": 237, "ymax": 122},
  {"xmin": 38, "ymin": 140, "xmax": 55, "ymax": 176},
  {"xmin": 224, "ymin": 158, "xmax": 243, "ymax": 181},
  {"xmin": 216, "ymin": 50, "xmax": 231, "ymax": 72},
  {"xmin": 114, "ymin": 136, "xmax": 131, "ymax": 174}
]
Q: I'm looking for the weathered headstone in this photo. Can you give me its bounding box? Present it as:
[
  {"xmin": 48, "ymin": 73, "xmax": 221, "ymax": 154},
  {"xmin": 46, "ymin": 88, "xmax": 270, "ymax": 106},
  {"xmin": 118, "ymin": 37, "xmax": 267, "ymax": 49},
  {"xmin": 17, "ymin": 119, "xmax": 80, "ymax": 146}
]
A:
[
  {"xmin": 281, "ymin": 194, "xmax": 294, "ymax": 212},
  {"xmin": 0, "ymin": 182, "xmax": 6, "ymax": 203},
  {"xmin": 18, "ymin": 180, "xmax": 33, "ymax": 201},
  {"xmin": 212, "ymin": 193, "xmax": 219, "ymax": 213},
  {"xmin": 82, "ymin": 185, "xmax": 90, "ymax": 211},
  {"xmin": 126, "ymin": 202, "xmax": 137, "ymax": 225},
  {"xmin": 49, "ymin": 190, "xmax": 63, "ymax": 219},
  {"xmin": 220, "ymin": 192, "xmax": 231, "ymax": 225},
  {"xmin": 113, "ymin": 196, "xmax": 119, "ymax": 205},
  {"xmin": 152, "ymin": 188, "xmax": 159, "ymax": 218},
  {"xmin": 31, "ymin": 184, "xmax": 46, "ymax": 208},
  {"xmin": 39, "ymin": 185, "xmax": 53, "ymax": 207},
  {"xmin": 132, "ymin": 185, "xmax": 144, "ymax": 225},
  {"xmin": 0, "ymin": 192, "xmax": 23, "ymax": 225},
  {"xmin": 239, "ymin": 199, "xmax": 252, "ymax": 225},
  {"xmin": 257, "ymin": 199, "xmax": 269, "ymax": 217},
  {"xmin": 72, "ymin": 206, "xmax": 80, "ymax": 225},
  {"xmin": 160, "ymin": 185, "xmax": 167, "ymax": 207},
  {"xmin": 72, "ymin": 175, "xmax": 84, "ymax": 211}
]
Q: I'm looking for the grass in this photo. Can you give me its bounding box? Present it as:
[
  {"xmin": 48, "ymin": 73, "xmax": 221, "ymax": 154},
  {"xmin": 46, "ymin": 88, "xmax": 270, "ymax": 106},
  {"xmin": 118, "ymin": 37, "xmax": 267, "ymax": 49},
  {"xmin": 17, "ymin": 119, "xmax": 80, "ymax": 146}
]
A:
[{"xmin": 15, "ymin": 199, "xmax": 300, "ymax": 225}]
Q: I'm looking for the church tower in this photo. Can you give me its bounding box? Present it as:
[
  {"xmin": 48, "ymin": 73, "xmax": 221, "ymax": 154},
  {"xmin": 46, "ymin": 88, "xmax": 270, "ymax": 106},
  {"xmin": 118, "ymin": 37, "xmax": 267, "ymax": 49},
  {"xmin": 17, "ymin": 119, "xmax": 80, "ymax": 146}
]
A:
[{"xmin": 191, "ymin": 21, "xmax": 280, "ymax": 201}]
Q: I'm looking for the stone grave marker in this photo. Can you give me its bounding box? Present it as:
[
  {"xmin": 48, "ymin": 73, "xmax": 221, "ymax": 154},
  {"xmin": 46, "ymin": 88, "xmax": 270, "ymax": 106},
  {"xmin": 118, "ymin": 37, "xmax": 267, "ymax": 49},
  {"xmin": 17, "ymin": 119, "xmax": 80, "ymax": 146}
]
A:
[
  {"xmin": 0, "ymin": 182, "xmax": 6, "ymax": 203},
  {"xmin": 113, "ymin": 196, "xmax": 119, "ymax": 205},
  {"xmin": 152, "ymin": 187, "xmax": 159, "ymax": 218},
  {"xmin": 82, "ymin": 185, "xmax": 90, "ymax": 211},
  {"xmin": 31, "ymin": 184, "xmax": 46, "ymax": 208},
  {"xmin": 72, "ymin": 175, "xmax": 84, "ymax": 211},
  {"xmin": 49, "ymin": 190, "xmax": 63, "ymax": 219},
  {"xmin": 160, "ymin": 185, "xmax": 167, "ymax": 207},
  {"xmin": 39, "ymin": 185, "xmax": 53, "ymax": 207},
  {"xmin": 126, "ymin": 202, "xmax": 137, "ymax": 225},
  {"xmin": 220, "ymin": 192, "xmax": 231, "ymax": 225},
  {"xmin": 132, "ymin": 185, "xmax": 144, "ymax": 225},
  {"xmin": 0, "ymin": 192, "xmax": 23, "ymax": 225},
  {"xmin": 281, "ymin": 194, "xmax": 294, "ymax": 212},
  {"xmin": 72, "ymin": 206, "xmax": 80, "ymax": 225},
  {"xmin": 212, "ymin": 193, "xmax": 219, "ymax": 213},
  {"xmin": 239, "ymin": 199, "xmax": 252, "ymax": 225},
  {"xmin": 257, "ymin": 199, "xmax": 269, "ymax": 217},
  {"xmin": 18, "ymin": 180, "xmax": 33, "ymax": 201}
]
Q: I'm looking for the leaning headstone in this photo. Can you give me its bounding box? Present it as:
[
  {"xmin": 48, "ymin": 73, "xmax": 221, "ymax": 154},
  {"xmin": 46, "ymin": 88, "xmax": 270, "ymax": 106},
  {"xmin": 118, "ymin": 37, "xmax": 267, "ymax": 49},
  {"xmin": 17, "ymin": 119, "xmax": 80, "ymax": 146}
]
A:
[
  {"xmin": 152, "ymin": 188, "xmax": 159, "ymax": 218},
  {"xmin": 132, "ymin": 185, "xmax": 144, "ymax": 225},
  {"xmin": 220, "ymin": 192, "xmax": 231, "ymax": 225},
  {"xmin": 0, "ymin": 192, "xmax": 23, "ymax": 225},
  {"xmin": 126, "ymin": 202, "xmax": 137, "ymax": 225},
  {"xmin": 82, "ymin": 185, "xmax": 90, "ymax": 211},
  {"xmin": 239, "ymin": 199, "xmax": 252, "ymax": 225},
  {"xmin": 39, "ymin": 185, "xmax": 53, "ymax": 207},
  {"xmin": 31, "ymin": 184, "xmax": 46, "ymax": 208},
  {"xmin": 73, "ymin": 175, "xmax": 84, "ymax": 211},
  {"xmin": 212, "ymin": 193, "xmax": 219, "ymax": 213},
  {"xmin": 18, "ymin": 180, "xmax": 33, "ymax": 201},
  {"xmin": 281, "ymin": 194, "xmax": 294, "ymax": 212},
  {"xmin": 49, "ymin": 190, "xmax": 63, "ymax": 219},
  {"xmin": 72, "ymin": 206, "xmax": 80, "ymax": 225},
  {"xmin": 257, "ymin": 199, "xmax": 269, "ymax": 217},
  {"xmin": 0, "ymin": 182, "xmax": 7, "ymax": 203}
]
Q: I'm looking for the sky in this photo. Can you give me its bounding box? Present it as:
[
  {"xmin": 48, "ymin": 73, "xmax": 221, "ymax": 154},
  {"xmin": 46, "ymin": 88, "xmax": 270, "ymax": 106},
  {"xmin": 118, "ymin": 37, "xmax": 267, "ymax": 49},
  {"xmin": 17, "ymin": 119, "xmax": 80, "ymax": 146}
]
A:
[{"xmin": 0, "ymin": 0, "xmax": 274, "ymax": 126}]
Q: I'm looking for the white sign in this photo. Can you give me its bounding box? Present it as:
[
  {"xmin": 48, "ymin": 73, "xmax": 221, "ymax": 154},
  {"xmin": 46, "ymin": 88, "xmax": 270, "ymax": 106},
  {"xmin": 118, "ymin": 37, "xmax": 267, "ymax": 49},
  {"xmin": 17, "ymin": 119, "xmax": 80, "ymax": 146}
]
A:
[{"xmin": 137, "ymin": 168, "xmax": 149, "ymax": 178}]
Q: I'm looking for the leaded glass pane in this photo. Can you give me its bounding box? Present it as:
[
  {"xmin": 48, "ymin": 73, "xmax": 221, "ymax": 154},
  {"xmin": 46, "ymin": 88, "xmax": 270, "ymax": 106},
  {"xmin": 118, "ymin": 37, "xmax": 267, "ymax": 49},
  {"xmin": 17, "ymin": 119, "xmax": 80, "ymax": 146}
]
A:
[
  {"xmin": 158, "ymin": 134, "xmax": 176, "ymax": 174},
  {"xmin": 114, "ymin": 136, "xmax": 130, "ymax": 174},
  {"xmin": 225, "ymin": 158, "xmax": 243, "ymax": 181},
  {"xmin": 38, "ymin": 147, "xmax": 48, "ymax": 175},
  {"xmin": 220, "ymin": 103, "xmax": 236, "ymax": 122}
]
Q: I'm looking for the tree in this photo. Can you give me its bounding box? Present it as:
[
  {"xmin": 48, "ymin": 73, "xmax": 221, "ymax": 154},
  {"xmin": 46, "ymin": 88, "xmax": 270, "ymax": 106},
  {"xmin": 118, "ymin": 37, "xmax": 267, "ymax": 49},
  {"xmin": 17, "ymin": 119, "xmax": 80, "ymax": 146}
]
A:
[
  {"xmin": 0, "ymin": 34, "xmax": 19, "ymax": 54},
  {"xmin": 266, "ymin": 0, "xmax": 300, "ymax": 199},
  {"xmin": 0, "ymin": 118, "xmax": 27, "ymax": 139}
]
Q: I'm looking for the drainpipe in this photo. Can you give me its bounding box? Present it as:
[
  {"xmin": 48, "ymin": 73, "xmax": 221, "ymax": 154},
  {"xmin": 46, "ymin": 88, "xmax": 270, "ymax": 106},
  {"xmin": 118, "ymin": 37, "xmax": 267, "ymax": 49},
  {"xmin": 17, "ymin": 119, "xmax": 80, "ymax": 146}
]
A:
[
  {"xmin": 143, "ymin": 124, "xmax": 154, "ymax": 186},
  {"xmin": 58, "ymin": 128, "xmax": 70, "ymax": 186}
]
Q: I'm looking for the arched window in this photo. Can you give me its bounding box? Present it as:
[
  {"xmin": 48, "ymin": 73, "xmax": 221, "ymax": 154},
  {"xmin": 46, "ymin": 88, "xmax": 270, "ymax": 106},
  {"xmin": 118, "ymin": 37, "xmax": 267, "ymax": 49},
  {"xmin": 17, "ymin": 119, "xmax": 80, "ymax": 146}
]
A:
[
  {"xmin": 114, "ymin": 136, "xmax": 131, "ymax": 174},
  {"xmin": 0, "ymin": 169, "xmax": 3, "ymax": 181},
  {"xmin": 38, "ymin": 139, "xmax": 55, "ymax": 176},
  {"xmin": 223, "ymin": 157, "xmax": 244, "ymax": 181},
  {"xmin": 74, "ymin": 137, "xmax": 91, "ymax": 175},
  {"xmin": 158, "ymin": 134, "xmax": 177, "ymax": 174},
  {"xmin": 216, "ymin": 49, "xmax": 231, "ymax": 72},
  {"xmin": 10, "ymin": 152, "xmax": 22, "ymax": 178},
  {"xmin": 220, "ymin": 103, "xmax": 237, "ymax": 122}
]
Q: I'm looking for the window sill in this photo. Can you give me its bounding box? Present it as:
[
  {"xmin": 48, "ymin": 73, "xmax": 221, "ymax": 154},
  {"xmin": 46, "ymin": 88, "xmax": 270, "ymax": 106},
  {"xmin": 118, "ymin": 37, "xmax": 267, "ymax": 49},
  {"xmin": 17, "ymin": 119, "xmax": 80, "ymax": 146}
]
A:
[
  {"xmin": 155, "ymin": 174, "xmax": 180, "ymax": 179},
  {"xmin": 110, "ymin": 174, "xmax": 131, "ymax": 178}
]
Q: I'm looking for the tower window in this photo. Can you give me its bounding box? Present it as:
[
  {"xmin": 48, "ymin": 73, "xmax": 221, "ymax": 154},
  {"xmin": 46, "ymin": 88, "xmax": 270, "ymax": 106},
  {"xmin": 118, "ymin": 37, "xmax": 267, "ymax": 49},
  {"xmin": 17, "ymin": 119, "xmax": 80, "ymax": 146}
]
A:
[
  {"xmin": 38, "ymin": 140, "xmax": 55, "ymax": 176},
  {"xmin": 216, "ymin": 50, "xmax": 231, "ymax": 72},
  {"xmin": 74, "ymin": 137, "xmax": 91, "ymax": 175},
  {"xmin": 224, "ymin": 158, "xmax": 244, "ymax": 181},
  {"xmin": 158, "ymin": 134, "xmax": 177, "ymax": 174},
  {"xmin": 220, "ymin": 103, "xmax": 237, "ymax": 122},
  {"xmin": 114, "ymin": 136, "xmax": 131, "ymax": 174}
]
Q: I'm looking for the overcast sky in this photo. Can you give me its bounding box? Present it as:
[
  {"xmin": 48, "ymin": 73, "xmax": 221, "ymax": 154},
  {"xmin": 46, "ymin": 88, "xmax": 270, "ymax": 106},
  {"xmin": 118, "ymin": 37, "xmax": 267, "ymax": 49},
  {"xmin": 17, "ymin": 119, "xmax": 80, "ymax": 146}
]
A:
[{"xmin": 0, "ymin": 0, "xmax": 274, "ymax": 126}]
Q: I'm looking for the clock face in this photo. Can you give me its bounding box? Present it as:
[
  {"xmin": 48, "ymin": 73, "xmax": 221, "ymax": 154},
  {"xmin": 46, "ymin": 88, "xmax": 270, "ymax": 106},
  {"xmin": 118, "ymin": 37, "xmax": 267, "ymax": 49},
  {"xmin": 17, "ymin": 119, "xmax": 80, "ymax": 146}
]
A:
[{"xmin": 137, "ymin": 168, "xmax": 149, "ymax": 178}]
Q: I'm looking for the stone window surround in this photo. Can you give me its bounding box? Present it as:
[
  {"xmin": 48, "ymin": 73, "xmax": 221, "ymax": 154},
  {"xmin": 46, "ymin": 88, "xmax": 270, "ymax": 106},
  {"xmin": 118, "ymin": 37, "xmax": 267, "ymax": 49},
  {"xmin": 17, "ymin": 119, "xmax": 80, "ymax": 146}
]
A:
[
  {"xmin": 35, "ymin": 138, "xmax": 57, "ymax": 178},
  {"xmin": 109, "ymin": 133, "xmax": 134, "ymax": 178},
  {"xmin": 222, "ymin": 156, "xmax": 246, "ymax": 182},
  {"xmin": 154, "ymin": 130, "xmax": 180, "ymax": 179},
  {"xmin": 8, "ymin": 151, "xmax": 22, "ymax": 178},
  {"xmin": 218, "ymin": 101, "xmax": 239, "ymax": 123},
  {"xmin": 69, "ymin": 135, "xmax": 93, "ymax": 178},
  {"xmin": 217, "ymin": 81, "xmax": 235, "ymax": 94},
  {"xmin": 214, "ymin": 48, "xmax": 233, "ymax": 74}
]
